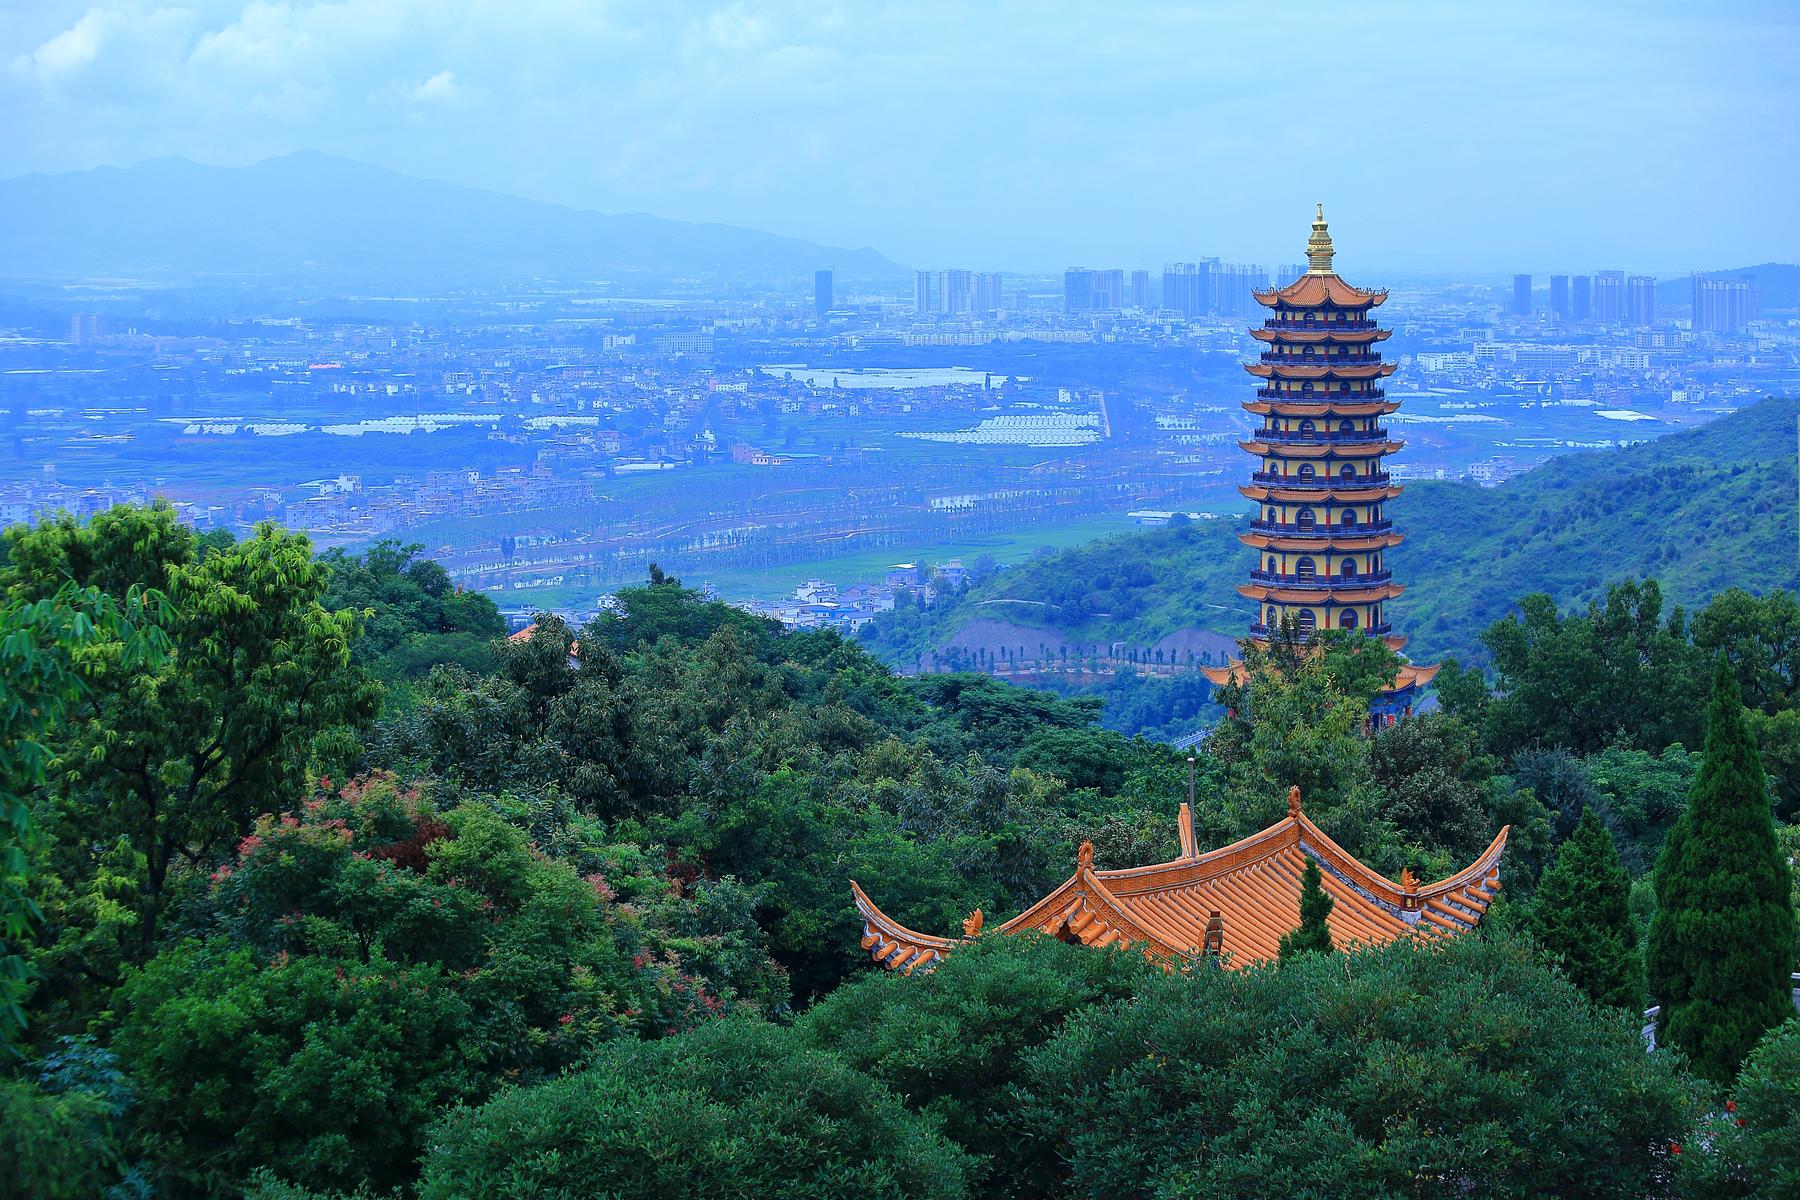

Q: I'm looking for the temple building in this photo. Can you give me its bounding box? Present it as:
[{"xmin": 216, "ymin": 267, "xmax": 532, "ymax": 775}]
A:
[
  {"xmin": 852, "ymin": 788, "xmax": 1509, "ymax": 972},
  {"xmin": 1202, "ymin": 207, "xmax": 1436, "ymax": 724}
]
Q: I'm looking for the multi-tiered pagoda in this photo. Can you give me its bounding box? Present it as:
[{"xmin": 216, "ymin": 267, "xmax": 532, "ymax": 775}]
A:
[{"xmin": 1203, "ymin": 208, "xmax": 1436, "ymax": 724}]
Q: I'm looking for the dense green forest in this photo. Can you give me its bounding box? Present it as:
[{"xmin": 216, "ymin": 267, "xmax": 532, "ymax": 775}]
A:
[
  {"xmin": 862, "ymin": 395, "xmax": 1800, "ymax": 676},
  {"xmin": 3, "ymin": 503, "xmax": 1797, "ymax": 1198}
]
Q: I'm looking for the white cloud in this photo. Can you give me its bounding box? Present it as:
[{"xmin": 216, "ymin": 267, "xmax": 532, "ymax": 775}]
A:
[{"xmin": 408, "ymin": 69, "xmax": 462, "ymax": 106}]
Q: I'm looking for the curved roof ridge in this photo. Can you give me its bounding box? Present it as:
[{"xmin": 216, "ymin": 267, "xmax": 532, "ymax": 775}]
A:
[
  {"xmin": 1295, "ymin": 813, "xmax": 1407, "ymax": 906},
  {"xmin": 849, "ymin": 880, "xmax": 954, "ymax": 952},
  {"xmin": 1096, "ymin": 814, "xmax": 1301, "ymax": 886},
  {"xmin": 1073, "ymin": 856, "xmax": 1193, "ymax": 955},
  {"xmin": 994, "ymin": 872, "xmax": 1081, "ymax": 936},
  {"xmin": 1414, "ymin": 825, "xmax": 1511, "ymax": 900}
]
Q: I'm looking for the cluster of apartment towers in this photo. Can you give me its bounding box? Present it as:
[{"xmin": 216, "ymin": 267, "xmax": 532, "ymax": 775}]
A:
[{"xmin": 1511, "ymin": 271, "xmax": 1758, "ymax": 334}]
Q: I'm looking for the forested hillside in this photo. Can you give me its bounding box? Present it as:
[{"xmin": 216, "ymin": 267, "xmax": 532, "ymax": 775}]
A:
[
  {"xmin": 3, "ymin": 504, "xmax": 1797, "ymax": 1198},
  {"xmin": 862, "ymin": 395, "xmax": 1800, "ymax": 671}
]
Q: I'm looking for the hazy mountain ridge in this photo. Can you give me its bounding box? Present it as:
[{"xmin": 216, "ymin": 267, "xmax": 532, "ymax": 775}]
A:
[
  {"xmin": 861, "ymin": 396, "xmax": 1800, "ymax": 669},
  {"xmin": 0, "ymin": 151, "xmax": 903, "ymax": 283}
]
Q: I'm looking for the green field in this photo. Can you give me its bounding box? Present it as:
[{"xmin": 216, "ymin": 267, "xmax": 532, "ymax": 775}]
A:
[{"xmin": 491, "ymin": 512, "xmax": 1146, "ymax": 611}]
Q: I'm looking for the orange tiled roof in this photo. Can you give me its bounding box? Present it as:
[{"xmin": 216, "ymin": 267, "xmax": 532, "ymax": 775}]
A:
[
  {"xmin": 852, "ymin": 791, "xmax": 1507, "ymax": 971},
  {"xmin": 508, "ymin": 623, "xmax": 581, "ymax": 655}
]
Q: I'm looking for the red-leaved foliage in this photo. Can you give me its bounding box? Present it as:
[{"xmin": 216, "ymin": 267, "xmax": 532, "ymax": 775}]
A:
[{"xmin": 370, "ymin": 816, "xmax": 453, "ymax": 873}]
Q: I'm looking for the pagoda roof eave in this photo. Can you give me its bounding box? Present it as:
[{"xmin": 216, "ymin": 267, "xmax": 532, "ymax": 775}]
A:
[
  {"xmin": 1243, "ymin": 362, "xmax": 1398, "ymax": 381},
  {"xmin": 1239, "ymin": 484, "xmax": 1404, "ymax": 503},
  {"xmin": 1243, "ymin": 399, "xmax": 1401, "ymax": 418},
  {"xmin": 1237, "ymin": 581, "xmax": 1405, "ymax": 604},
  {"xmin": 1240, "ymin": 531, "xmax": 1404, "ymax": 551},
  {"xmin": 1239, "ymin": 440, "xmax": 1405, "ymax": 458},
  {"xmin": 1251, "ymin": 327, "xmax": 1392, "ymax": 344},
  {"xmin": 1253, "ymin": 274, "xmax": 1389, "ymax": 308}
]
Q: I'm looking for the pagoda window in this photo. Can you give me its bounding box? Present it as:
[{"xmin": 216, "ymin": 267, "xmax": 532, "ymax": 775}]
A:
[
  {"xmin": 1297, "ymin": 610, "xmax": 1317, "ymax": 636},
  {"xmin": 1296, "ymin": 557, "xmax": 1317, "ymax": 581},
  {"xmin": 1340, "ymin": 509, "xmax": 1357, "ymax": 528},
  {"xmin": 1340, "ymin": 609, "xmax": 1359, "ymax": 629},
  {"xmin": 1297, "ymin": 463, "xmax": 1317, "ymax": 480},
  {"xmin": 1341, "ymin": 558, "xmax": 1358, "ymax": 578},
  {"xmin": 1299, "ymin": 418, "xmax": 1316, "ymax": 437},
  {"xmin": 1267, "ymin": 556, "xmax": 1278, "ymax": 574},
  {"xmin": 1296, "ymin": 507, "xmax": 1316, "ymax": 530},
  {"xmin": 1267, "ymin": 605, "xmax": 1278, "ymax": 627},
  {"xmin": 1339, "ymin": 464, "xmax": 1356, "ymax": 479},
  {"xmin": 1340, "ymin": 419, "xmax": 1356, "ymax": 435}
]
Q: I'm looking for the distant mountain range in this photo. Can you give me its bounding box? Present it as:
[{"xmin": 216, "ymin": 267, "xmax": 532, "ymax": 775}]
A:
[
  {"xmin": 864, "ymin": 396, "xmax": 1800, "ymax": 670},
  {"xmin": 0, "ymin": 152, "xmax": 903, "ymax": 284}
]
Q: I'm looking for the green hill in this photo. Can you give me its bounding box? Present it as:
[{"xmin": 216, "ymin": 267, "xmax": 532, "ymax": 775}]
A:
[{"xmin": 863, "ymin": 395, "xmax": 1800, "ymax": 669}]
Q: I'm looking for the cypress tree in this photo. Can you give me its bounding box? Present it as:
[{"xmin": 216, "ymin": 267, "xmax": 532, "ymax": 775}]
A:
[
  {"xmin": 1530, "ymin": 806, "xmax": 1643, "ymax": 1008},
  {"xmin": 1279, "ymin": 857, "xmax": 1335, "ymax": 960},
  {"xmin": 1647, "ymin": 658, "xmax": 1797, "ymax": 1083}
]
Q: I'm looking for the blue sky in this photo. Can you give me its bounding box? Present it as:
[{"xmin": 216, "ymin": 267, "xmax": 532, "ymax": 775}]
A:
[{"xmin": 5, "ymin": 1, "xmax": 1796, "ymax": 273}]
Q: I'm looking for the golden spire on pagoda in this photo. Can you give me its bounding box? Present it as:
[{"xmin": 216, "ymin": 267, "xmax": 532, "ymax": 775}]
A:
[{"xmin": 1306, "ymin": 203, "xmax": 1335, "ymax": 274}]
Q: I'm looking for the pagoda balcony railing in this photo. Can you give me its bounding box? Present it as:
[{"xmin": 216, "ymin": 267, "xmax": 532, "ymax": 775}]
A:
[
  {"xmin": 1258, "ymin": 352, "xmax": 1385, "ymax": 367},
  {"xmin": 1255, "ymin": 388, "xmax": 1387, "ymax": 402},
  {"xmin": 1253, "ymin": 426, "xmax": 1391, "ymax": 445},
  {"xmin": 1262, "ymin": 319, "xmax": 1380, "ymax": 332},
  {"xmin": 1248, "ymin": 570, "xmax": 1392, "ymax": 591},
  {"xmin": 1249, "ymin": 519, "xmax": 1393, "ymax": 538},
  {"xmin": 1250, "ymin": 471, "xmax": 1391, "ymax": 491},
  {"xmin": 1248, "ymin": 621, "xmax": 1394, "ymax": 641}
]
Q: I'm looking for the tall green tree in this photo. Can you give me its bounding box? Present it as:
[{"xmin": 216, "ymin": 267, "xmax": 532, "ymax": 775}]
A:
[
  {"xmin": 1278, "ymin": 856, "xmax": 1335, "ymax": 960},
  {"xmin": 1647, "ymin": 660, "xmax": 1798, "ymax": 1083},
  {"xmin": 4, "ymin": 506, "xmax": 378, "ymax": 1007},
  {"xmin": 1530, "ymin": 807, "xmax": 1643, "ymax": 1009},
  {"xmin": 1, "ymin": 582, "xmax": 166, "ymax": 1049}
]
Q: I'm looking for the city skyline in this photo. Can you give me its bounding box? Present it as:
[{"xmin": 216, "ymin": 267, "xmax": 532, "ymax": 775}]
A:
[{"xmin": 3, "ymin": 1, "xmax": 1795, "ymax": 273}]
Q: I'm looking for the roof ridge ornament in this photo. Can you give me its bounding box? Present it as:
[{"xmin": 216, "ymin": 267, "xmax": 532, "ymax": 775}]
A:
[
  {"xmin": 962, "ymin": 909, "xmax": 984, "ymax": 937},
  {"xmin": 1306, "ymin": 205, "xmax": 1335, "ymax": 275},
  {"xmin": 1077, "ymin": 840, "xmax": 1095, "ymax": 871},
  {"xmin": 1287, "ymin": 785, "xmax": 1303, "ymax": 821}
]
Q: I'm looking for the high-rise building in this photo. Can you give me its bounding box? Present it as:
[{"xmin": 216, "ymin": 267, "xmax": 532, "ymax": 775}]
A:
[
  {"xmin": 1213, "ymin": 264, "xmax": 1271, "ymax": 317},
  {"xmin": 1594, "ymin": 271, "xmax": 1626, "ymax": 324},
  {"xmin": 974, "ymin": 272, "xmax": 1003, "ymax": 314},
  {"xmin": 1511, "ymin": 274, "xmax": 1532, "ymax": 316},
  {"xmin": 1064, "ymin": 268, "xmax": 1125, "ymax": 313},
  {"xmin": 1626, "ymin": 275, "xmax": 1657, "ymax": 327},
  {"xmin": 1129, "ymin": 269, "xmax": 1152, "ymax": 309},
  {"xmin": 1549, "ymin": 275, "xmax": 1569, "ymax": 319},
  {"xmin": 814, "ymin": 270, "xmax": 833, "ymax": 317},
  {"xmin": 938, "ymin": 269, "xmax": 972, "ymax": 314},
  {"xmin": 1161, "ymin": 261, "xmax": 1214, "ymax": 318},
  {"xmin": 68, "ymin": 313, "xmax": 99, "ymax": 345},
  {"xmin": 913, "ymin": 271, "xmax": 933, "ymax": 315},
  {"xmin": 1064, "ymin": 268, "xmax": 1095, "ymax": 314},
  {"xmin": 1692, "ymin": 276, "xmax": 1758, "ymax": 334},
  {"xmin": 1279, "ymin": 264, "xmax": 1306, "ymax": 284},
  {"xmin": 1572, "ymin": 276, "xmax": 1592, "ymax": 321},
  {"xmin": 1201, "ymin": 207, "xmax": 1434, "ymax": 727}
]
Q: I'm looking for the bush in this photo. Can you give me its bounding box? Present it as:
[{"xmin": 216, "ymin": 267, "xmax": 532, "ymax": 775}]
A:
[
  {"xmin": 1014, "ymin": 932, "xmax": 1706, "ymax": 1199},
  {"xmin": 1676, "ymin": 1019, "xmax": 1800, "ymax": 1199},
  {"xmin": 418, "ymin": 1019, "xmax": 973, "ymax": 1200}
]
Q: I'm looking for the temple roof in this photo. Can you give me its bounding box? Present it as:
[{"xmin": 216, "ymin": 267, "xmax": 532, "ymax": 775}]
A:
[
  {"xmin": 852, "ymin": 790, "xmax": 1507, "ymax": 971},
  {"xmin": 1237, "ymin": 580, "xmax": 1404, "ymax": 605}
]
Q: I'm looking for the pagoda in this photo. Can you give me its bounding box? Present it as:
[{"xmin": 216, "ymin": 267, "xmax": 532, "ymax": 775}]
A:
[
  {"xmin": 851, "ymin": 788, "xmax": 1508, "ymax": 971},
  {"xmin": 1202, "ymin": 206, "xmax": 1436, "ymax": 724}
]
